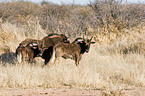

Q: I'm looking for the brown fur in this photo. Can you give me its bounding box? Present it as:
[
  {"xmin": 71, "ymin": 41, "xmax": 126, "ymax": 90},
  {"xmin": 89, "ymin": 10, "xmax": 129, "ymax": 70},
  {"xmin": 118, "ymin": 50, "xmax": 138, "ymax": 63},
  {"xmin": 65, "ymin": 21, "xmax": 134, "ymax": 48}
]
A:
[
  {"xmin": 16, "ymin": 39, "xmax": 40, "ymax": 63},
  {"xmin": 16, "ymin": 33, "xmax": 70, "ymax": 64},
  {"xmin": 39, "ymin": 34, "xmax": 70, "ymax": 65},
  {"xmin": 50, "ymin": 37, "xmax": 95, "ymax": 66}
]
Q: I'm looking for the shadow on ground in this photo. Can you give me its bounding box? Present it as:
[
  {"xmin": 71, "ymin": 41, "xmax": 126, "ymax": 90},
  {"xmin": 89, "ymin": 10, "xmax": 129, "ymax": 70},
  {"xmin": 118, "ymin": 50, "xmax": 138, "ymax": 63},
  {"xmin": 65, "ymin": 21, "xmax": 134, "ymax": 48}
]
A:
[{"xmin": 0, "ymin": 52, "xmax": 16, "ymax": 65}]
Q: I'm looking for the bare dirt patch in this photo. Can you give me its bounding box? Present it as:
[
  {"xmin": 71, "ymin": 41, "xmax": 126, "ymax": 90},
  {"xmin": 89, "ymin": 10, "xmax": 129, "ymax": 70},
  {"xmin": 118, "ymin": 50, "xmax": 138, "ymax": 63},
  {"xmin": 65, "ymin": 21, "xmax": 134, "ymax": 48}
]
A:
[
  {"xmin": 0, "ymin": 88, "xmax": 101, "ymax": 96},
  {"xmin": 0, "ymin": 87, "xmax": 145, "ymax": 96},
  {"xmin": 121, "ymin": 87, "xmax": 145, "ymax": 96}
]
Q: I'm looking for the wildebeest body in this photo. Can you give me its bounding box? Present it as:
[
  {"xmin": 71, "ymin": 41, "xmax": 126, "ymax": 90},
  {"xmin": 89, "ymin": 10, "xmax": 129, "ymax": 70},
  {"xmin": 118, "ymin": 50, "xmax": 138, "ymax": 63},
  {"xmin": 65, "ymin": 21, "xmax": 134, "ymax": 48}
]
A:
[
  {"xmin": 16, "ymin": 33, "xmax": 70, "ymax": 64},
  {"xmin": 50, "ymin": 37, "xmax": 95, "ymax": 66},
  {"xmin": 31, "ymin": 34, "xmax": 70, "ymax": 65},
  {"xmin": 16, "ymin": 39, "xmax": 40, "ymax": 63},
  {"xmin": 55, "ymin": 43, "xmax": 81, "ymax": 60}
]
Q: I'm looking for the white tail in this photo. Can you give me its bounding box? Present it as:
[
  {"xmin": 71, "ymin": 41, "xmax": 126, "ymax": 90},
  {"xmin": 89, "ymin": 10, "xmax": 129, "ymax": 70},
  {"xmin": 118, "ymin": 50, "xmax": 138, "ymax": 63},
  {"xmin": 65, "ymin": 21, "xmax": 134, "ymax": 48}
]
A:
[
  {"xmin": 51, "ymin": 49, "xmax": 56, "ymax": 63},
  {"xmin": 17, "ymin": 52, "xmax": 22, "ymax": 63}
]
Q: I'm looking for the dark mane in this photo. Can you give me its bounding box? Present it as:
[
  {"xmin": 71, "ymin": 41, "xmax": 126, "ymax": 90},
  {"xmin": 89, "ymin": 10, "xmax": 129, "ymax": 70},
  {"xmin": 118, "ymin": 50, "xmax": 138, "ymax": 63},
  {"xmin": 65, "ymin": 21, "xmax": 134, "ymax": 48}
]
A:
[{"xmin": 47, "ymin": 33, "xmax": 59, "ymax": 37}]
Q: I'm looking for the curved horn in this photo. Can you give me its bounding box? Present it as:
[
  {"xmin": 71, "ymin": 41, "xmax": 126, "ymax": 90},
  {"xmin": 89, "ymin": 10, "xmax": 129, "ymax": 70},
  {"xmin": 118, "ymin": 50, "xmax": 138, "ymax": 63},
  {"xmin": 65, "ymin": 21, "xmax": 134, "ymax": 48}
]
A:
[
  {"xmin": 90, "ymin": 36, "xmax": 93, "ymax": 41},
  {"xmin": 83, "ymin": 35, "xmax": 86, "ymax": 41},
  {"xmin": 42, "ymin": 40, "xmax": 44, "ymax": 47},
  {"xmin": 37, "ymin": 40, "xmax": 39, "ymax": 46}
]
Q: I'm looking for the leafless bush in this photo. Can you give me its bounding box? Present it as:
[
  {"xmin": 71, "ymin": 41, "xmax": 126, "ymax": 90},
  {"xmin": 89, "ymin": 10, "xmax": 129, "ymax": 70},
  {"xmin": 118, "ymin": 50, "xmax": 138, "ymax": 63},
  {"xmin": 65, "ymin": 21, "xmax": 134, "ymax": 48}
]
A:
[
  {"xmin": 0, "ymin": 1, "xmax": 41, "ymax": 24},
  {"xmin": 90, "ymin": 0, "xmax": 145, "ymax": 30},
  {"xmin": 39, "ymin": 3, "xmax": 72, "ymax": 33},
  {"xmin": 64, "ymin": 6, "xmax": 97, "ymax": 37},
  {"xmin": 0, "ymin": 1, "xmax": 144, "ymax": 37}
]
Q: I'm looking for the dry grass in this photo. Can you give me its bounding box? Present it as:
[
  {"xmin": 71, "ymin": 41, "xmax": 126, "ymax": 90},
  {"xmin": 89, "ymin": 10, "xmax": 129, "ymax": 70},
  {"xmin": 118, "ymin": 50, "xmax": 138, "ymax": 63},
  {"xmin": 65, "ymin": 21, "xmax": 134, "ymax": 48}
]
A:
[
  {"xmin": 0, "ymin": 2, "xmax": 145, "ymax": 94},
  {"xmin": 0, "ymin": 18, "xmax": 47, "ymax": 54},
  {"xmin": 0, "ymin": 20, "xmax": 145, "ymax": 94}
]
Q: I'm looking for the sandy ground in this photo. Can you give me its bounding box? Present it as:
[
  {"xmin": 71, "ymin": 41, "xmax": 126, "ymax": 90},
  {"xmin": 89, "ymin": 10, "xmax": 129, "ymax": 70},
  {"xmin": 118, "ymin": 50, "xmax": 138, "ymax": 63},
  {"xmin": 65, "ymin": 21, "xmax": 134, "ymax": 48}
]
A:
[{"xmin": 0, "ymin": 87, "xmax": 145, "ymax": 96}]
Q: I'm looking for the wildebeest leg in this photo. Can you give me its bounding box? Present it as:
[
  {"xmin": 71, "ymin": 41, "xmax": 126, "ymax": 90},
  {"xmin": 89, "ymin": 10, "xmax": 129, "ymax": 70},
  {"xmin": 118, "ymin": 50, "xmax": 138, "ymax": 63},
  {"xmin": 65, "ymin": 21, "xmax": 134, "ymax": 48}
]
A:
[
  {"xmin": 75, "ymin": 54, "xmax": 79, "ymax": 66},
  {"xmin": 17, "ymin": 53, "xmax": 22, "ymax": 63},
  {"xmin": 41, "ymin": 58, "xmax": 49, "ymax": 67},
  {"xmin": 29, "ymin": 58, "xmax": 33, "ymax": 63},
  {"xmin": 42, "ymin": 55, "xmax": 51, "ymax": 67},
  {"xmin": 43, "ymin": 55, "xmax": 54, "ymax": 67},
  {"xmin": 79, "ymin": 56, "xmax": 82, "ymax": 61},
  {"xmin": 41, "ymin": 57, "xmax": 50, "ymax": 67},
  {"xmin": 42, "ymin": 47, "xmax": 53, "ymax": 66},
  {"xmin": 50, "ymin": 48, "xmax": 57, "ymax": 64},
  {"xmin": 44, "ymin": 58, "xmax": 49, "ymax": 65}
]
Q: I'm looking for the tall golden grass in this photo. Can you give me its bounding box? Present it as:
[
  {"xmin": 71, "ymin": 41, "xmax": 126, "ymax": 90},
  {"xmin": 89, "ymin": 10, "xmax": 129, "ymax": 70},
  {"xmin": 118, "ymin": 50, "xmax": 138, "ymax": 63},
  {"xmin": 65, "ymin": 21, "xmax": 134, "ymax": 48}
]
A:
[{"xmin": 0, "ymin": 19, "xmax": 144, "ymax": 94}]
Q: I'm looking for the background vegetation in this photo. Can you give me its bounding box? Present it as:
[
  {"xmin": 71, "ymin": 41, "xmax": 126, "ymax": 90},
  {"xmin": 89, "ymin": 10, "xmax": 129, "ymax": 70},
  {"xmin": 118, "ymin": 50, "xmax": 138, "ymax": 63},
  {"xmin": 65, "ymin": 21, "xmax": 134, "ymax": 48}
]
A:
[{"xmin": 0, "ymin": 0, "xmax": 144, "ymax": 95}]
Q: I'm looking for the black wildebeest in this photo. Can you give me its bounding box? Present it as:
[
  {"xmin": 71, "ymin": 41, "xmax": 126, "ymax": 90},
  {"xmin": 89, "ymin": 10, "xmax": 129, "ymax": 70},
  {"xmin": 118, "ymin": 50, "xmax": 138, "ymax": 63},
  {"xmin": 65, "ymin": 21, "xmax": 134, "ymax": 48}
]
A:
[
  {"xmin": 16, "ymin": 39, "xmax": 41, "ymax": 63},
  {"xmin": 16, "ymin": 33, "xmax": 70, "ymax": 64},
  {"xmin": 32, "ymin": 34, "xmax": 70, "ymax": 65},
  {"xmin": 49, "ymin": 37, "xmax": 95, "ymax": 66}
]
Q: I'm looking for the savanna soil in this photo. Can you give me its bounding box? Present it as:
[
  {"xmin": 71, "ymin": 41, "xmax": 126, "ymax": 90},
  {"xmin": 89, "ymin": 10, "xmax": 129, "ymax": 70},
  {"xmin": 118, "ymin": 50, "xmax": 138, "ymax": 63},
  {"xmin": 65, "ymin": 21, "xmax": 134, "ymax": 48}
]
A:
[{"xmin": 0, "ymin": 87, "xmax": 145, "ymax": 96}]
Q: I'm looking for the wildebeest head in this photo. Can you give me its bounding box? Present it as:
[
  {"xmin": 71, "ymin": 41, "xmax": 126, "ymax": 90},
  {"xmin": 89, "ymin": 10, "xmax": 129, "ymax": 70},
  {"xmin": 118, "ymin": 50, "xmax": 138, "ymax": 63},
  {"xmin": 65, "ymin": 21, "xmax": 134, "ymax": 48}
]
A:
[
  {"xmin": 16, "ymin": 42, "xmax": 38, "ymax": 63},
  {"xmin": 76, "ymin": 36, "xmax": 95, "ymax": 53},
  {"xmin": 16, "ymin": 47, "xmax": 27, "ymax": 63},
  {"xmin": 16, "ymin": 39, "xmax": 42, "ymax": 63},
  {"xmin": 29, "ymin": 40, "xmax": 43, "ymax": 56}
]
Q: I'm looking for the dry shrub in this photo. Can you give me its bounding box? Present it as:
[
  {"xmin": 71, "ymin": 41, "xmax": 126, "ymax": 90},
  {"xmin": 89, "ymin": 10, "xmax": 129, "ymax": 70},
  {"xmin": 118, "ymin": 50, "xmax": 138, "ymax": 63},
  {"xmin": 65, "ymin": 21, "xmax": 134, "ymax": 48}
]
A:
[
  {"xmin": 39, "ymin": 3, "xmax": 72, "ymax": 34},
  {"xmin": 0, "ymin": 17, "xmax": 46, "ymax": 54},
  {"xmin": 91, "ymin": 0, "xmax": 145, "ymax": 30},
  {"xmin": 0, "ymin": 1, "xmax": 145, "ymax": 37},
  {"xmin": 0, "ymin": 1, "xmax": 41, "ymax": 24},
  {"xmin": 95, "ymin": 26, "xmax": 145, "ymax": 55},
  {"xmin": 121, "ymin": 28, "xmax": 145, "ymax": 54},
  {"xmin": 65, "ymin": 6, "xmax": 97, "ymax": 37}
]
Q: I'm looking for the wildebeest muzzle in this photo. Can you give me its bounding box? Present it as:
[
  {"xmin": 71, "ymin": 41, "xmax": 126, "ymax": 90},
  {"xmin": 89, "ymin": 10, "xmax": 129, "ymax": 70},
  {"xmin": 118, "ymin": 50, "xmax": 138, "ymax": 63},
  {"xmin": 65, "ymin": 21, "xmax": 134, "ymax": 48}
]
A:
[{"xmin": 85, "ymin": 45, "xmax": 90, "ymax": 53}]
